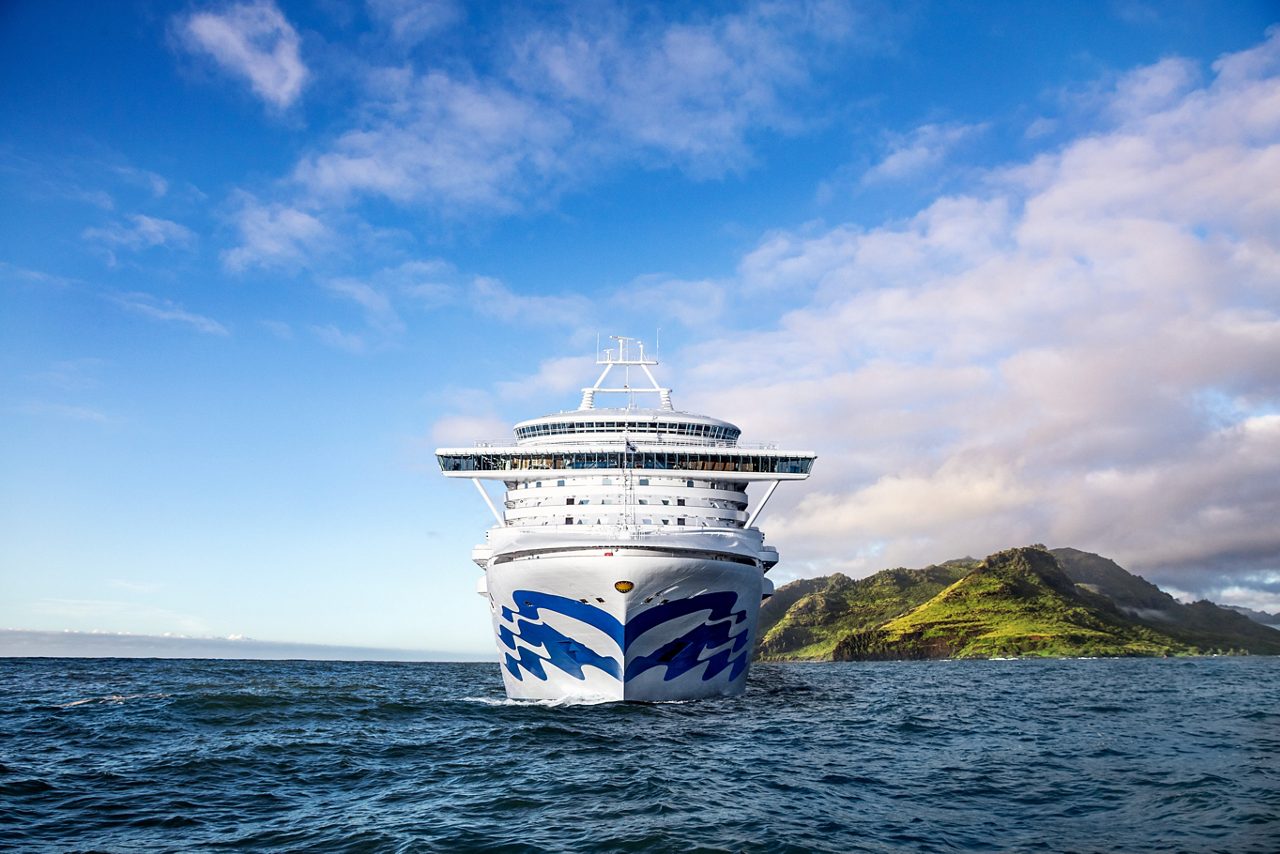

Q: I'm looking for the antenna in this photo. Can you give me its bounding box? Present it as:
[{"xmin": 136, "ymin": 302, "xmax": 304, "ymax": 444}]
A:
[{"xmin": 579, "ymin": 333, "xmax": 673, "ymax": 411}]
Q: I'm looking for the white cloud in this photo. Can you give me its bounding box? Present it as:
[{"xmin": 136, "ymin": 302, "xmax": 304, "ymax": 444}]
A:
[
  {"xmin": 862, "ymin": 122, "xmax": 987, "ymax": 184},
  {"xmin": 432, "ymin": 413, "xmax": 511, "ymax": 447},
  {"xmin": 222, "ymin": 197, "xmax": 329, "ymax": 271},
  {"xmin": 291, "ymin": 1, "xmax": 866, "ymax": 212},
  {"xmin": 310, "ymin": 323, "xmax": 365, "ymax": 353},
  {"xmin": 29, "ymin": 359, "xmax": 103, "ymax": 392},
  {"xmin": 671, "ymin": 30, "xmax": 1280, "ymax": 602},
  {"xmin": 323, "ymin": 277, "xmax": 404, "ymax": 335},
  {"xmin": 30, "ymin": 598, "xmax": 210, "ymax": 636},
  {"xmin": 366, "ymin": 0, "xmax": 460, "ymax": 46},
  {"xmin": 294, "ymin": 70, "xmax": 572, "ymax": 211},
  {"xmin": 495, "ymin": 355, "xmax": 596, "ymax": 402},
  {"xmin": 0, "ymin": 262, "xmax": 77, "ymax": 289},
  {"xmin": 388, "ymin": 260, "xmax": 456, "ymax": 306},
  {"xmin": 82, "ymin": 214, "xmax": 195, "ymax": 254},
  {"xmin": 260, "ymin": 319, "xmax": 294, "ymax": 339},
  {"xmin": 610, "ymin": 275, "xmax": 727, "ymax": 326},
  {"xmin": 113, "ymin": 166, "xmax": 169, "ymax": 197},
  {"xmin": 16, "ymin": 402, "xmax": 113, "ymax": 424},
  {"xmin": 181, "ymin": 0, "xmax": 308, "ymax": 109},
  {"xmin": 110, "ymin": 292, "xmax": 230, "ymax": 336},
  {"xmin": 469, "ymin": 276, "xmax": 591, "ymax": 325}
]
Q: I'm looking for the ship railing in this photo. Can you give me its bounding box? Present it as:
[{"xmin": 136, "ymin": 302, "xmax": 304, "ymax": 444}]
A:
[{"xmin": 474, "ymin": 438, "xmax": 780, "ymax": 449}]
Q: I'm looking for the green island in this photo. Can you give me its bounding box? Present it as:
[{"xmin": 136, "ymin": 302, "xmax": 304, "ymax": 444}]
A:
[{"xmin": 755, "ymin": 546, "xmax": 1280, "ymax": 661}]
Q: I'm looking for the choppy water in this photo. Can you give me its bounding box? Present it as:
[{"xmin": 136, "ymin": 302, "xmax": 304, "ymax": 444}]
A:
[{"xmin": 2, "ymin": 657, "xmax": 1278, "ymax": 852}]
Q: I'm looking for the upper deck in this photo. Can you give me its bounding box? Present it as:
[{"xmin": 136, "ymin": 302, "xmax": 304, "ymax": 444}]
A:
[
  {"xmin": 512, "ymin": 409, "xmax": 741, "ymax": 446},
  {"xmin": 435, "ymin": 336, "xmax": 816, "ymax": 482}
]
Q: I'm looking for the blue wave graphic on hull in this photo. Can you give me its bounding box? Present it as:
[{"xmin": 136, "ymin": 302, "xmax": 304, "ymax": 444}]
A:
[
  {"xmin": 498, "ymin": 589, "xmax": 750, "ymax": 685},
  {"xmin": 499, "ymin": 592, "xmax": 622, "ymax": 682},
  {"xmin": 623, "ymin": 591, "xmax": 752, "ymax": 684}
]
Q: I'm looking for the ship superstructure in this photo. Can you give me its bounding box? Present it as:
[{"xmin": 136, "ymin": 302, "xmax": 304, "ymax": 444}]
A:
[{"xmin": 437, "ymin": 337, "xmax": 815, "ymax": 701}]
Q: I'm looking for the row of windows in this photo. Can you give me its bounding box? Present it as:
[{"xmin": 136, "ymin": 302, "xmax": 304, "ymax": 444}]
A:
[
  {"xmin": 439, "ymin": 451, "xmax": 813, "ymax": 474},
  {"xmin": 514, "ymin": 420, "xmax": 740, "ymax": 442},
  {"xmin": 512, "ymin": 516, "xmax": 741, "ymax": 529},
  {"xmin": 508, "ymin": 497, "xmax": 741, "ymax": 509},
  {"xmin": 513, "ymin": 478, "xmax": 744, "ymax": 491}
]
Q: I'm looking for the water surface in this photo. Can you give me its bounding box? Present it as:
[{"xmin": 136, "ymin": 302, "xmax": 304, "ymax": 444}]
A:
[{"xmin": 2, "ymin": 657, "xmax": 1277, "ymax": 851}]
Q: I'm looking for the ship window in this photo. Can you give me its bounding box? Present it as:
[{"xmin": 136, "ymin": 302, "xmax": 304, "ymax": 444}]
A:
[
  {"xmin": 687, "ymin": 480, "xmax": 694, "ymax": 487},
  {"xmin": 566, "ymin": 498, "xmax": 574, "ymax": 505},
  {"xmin": 565, "ymin": 517, "xmax": 573, "ymax": 524},
  {"xmin": 677, "ymin": 498, "xmax": 685, "ymax": 506},
  {"xmin": 557, "ymin": 479, "xmax": 565, "ymax": 486},
  {"xmin": 639, "ymin": 478, "xmax": 649, "ymax": 485},
  {"xmin": 677, "ymin": 517, "xmax": 686, "ymax": 526}
]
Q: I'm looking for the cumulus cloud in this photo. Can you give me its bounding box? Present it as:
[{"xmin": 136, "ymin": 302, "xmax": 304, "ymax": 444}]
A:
[
  {"xmin": 676, "ymin": 30, "xmax": 1280, "ymax": 608},
  {"xmin": 181, "ymin": 0, "xmax": 308, "ymax": 109}
]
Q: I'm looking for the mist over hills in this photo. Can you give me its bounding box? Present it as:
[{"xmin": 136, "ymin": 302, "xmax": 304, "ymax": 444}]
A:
[{"xmin": 758, "ymin": 546, "xmax": 1280, "ymax": 661}]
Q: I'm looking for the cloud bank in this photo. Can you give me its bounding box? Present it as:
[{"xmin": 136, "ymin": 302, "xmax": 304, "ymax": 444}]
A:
[{"xmin": 673, "ymin": 30, "xmax": 1280, "ymax": 608}]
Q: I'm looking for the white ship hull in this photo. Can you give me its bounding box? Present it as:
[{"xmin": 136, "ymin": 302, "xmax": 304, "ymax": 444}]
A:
[{"xmin": 483, "ymin": 549, "xmax": 766, "ymax": 702}]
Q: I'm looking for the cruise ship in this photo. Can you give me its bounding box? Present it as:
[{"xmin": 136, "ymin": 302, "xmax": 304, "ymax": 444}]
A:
[{"xmin": 437, "ymin": 337, "xmax": 815, "ymax": 701}]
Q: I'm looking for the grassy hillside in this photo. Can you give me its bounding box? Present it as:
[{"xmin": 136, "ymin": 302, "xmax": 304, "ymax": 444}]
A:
[
  {"xmin": 832, "ymin": 547, "xmax": 1192, "ymax": 660},
  {"xmin": 757, "ymin": 545, "xmax": 1280, "ymax": 661},
  {"xmin": 1051, "ymin": 547, "xmax": 1280, "ymax": 655},
  {"xmin": 755, "ymin": 561, "xmax": 973, "ymax": 661}
]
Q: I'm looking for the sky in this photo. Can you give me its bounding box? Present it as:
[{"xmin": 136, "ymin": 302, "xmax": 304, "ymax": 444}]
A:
[{"xmin": 2, "ymin": 0, "xmax": 1279, "ymax": 657}]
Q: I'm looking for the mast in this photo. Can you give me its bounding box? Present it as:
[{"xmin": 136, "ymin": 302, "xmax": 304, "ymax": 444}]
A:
[{"xmin": 578, "ymin": 336, "xmax": 673, "ymax": 411}]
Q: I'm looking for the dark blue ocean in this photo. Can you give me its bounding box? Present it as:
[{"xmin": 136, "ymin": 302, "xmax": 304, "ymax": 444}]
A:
[{"xmin": 2, "ymin": 657, "xmax": 1277, "ymax": 852}]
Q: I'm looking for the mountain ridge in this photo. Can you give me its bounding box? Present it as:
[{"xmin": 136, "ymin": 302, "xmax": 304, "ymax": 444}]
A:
[{"xmin": 756, "ymin": 546, "xmax": 1280, "ymax": 661}]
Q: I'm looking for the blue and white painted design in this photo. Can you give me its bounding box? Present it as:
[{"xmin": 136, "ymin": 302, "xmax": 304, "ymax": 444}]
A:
[
  {"xmin": 498, "ymin": 591, "xmax": 623, "ymax": 682},
  {"xmin": 497, "ymin": 589, "xmax": 750, "ymax": 685}
]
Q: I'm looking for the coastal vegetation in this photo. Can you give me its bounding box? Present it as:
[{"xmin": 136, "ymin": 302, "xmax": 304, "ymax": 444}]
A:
[{"xmin": 756, "ymin": 546, "xmax": 1280, "ymax": 661}]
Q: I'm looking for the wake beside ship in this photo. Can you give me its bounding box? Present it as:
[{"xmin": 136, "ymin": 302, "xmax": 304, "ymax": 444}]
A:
[{"xmin": 437, "ymin": 337, "xmax": 815, "ymax": 701}]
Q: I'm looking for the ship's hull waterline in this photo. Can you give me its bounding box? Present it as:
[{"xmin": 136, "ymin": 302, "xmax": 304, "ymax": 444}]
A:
[{"xmin": 483, "ymin": 551, "xmax": 768, "ymax": 702}]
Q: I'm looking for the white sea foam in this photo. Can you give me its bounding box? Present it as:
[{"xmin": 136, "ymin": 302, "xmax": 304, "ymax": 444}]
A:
[{"xmin": 57, "ymin": 693, "xmax": 168, "ymax": 708}]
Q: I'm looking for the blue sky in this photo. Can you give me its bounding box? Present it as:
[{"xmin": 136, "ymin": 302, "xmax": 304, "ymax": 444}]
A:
[{"xmin": 3, "ymin": 1, "xmax": 1279, "ymax": 656}]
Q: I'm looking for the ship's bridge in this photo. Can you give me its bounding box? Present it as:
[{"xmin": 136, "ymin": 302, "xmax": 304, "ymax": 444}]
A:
[{"xmin": 512, "ymin": 409, "xmax": 741, "ymax": 446}]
